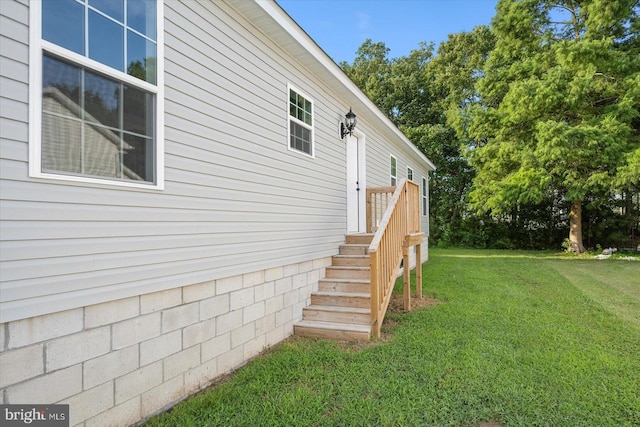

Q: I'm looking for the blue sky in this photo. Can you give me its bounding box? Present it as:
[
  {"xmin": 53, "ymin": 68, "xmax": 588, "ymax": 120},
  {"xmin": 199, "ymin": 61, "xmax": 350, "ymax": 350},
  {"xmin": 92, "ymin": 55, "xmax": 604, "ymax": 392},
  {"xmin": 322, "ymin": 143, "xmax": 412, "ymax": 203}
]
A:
[{"xmin": 277, "ymin": 0, "xmax": 499, "ymax": 63}]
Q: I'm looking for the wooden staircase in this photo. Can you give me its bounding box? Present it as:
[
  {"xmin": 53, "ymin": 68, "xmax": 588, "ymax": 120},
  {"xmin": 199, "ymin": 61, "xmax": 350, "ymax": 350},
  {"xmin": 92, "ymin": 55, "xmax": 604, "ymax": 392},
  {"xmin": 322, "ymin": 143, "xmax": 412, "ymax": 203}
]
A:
[
  {"xmin": 294, "ymin": 179, "xmax": 425, "ymax": 341},
  {"xmin": 294, "ymin": 233, "xmax": 374, "ymax": 340}
]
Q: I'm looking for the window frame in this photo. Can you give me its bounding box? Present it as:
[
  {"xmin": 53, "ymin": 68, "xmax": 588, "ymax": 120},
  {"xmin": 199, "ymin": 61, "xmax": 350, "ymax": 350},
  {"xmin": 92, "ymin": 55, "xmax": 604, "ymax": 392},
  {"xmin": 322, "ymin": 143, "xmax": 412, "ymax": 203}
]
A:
[
  {"xmin": 287, "ymin": 84, "xmax": 314, "ymax": 158},
  {"xmin": 422, "ymin": 176, "xmax": 428, "ymax": 217},
  {"xmin": 29, "ymin": 0, "xmax": 165, "ymax": 189},
  {"xmin": 407, "ymin": 166, "xmax": 414, "ymax": 182},
  {"xmin": 390, "ymin": 155, "xmax": 397, "ymax": 186}
]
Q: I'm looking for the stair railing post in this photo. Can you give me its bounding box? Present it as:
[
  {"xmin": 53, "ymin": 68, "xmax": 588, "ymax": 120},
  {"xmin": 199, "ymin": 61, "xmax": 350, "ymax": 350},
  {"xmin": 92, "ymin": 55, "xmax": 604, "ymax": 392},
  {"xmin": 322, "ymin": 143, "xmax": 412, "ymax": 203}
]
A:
[
  {"xmin": 366, "ymin": 189, "xmax": 372, "ymax": 233},
  {"xmin": 404, "ymin": 183, "xmax": 409, "ymax": 235},
  {"xmin": 403, "ymin": 243, "xmax": 411, "ymax": 311},
  {"xmin": 369, "ymin": 249, "xmax": 380, "ymax": 339},
  {"xmin": 402, "ymin": 181, "xmax": 410, "ymax": 311},
  {"xmin": 416, "ymin": 242, "xmax": 422, "ymax": 299}
]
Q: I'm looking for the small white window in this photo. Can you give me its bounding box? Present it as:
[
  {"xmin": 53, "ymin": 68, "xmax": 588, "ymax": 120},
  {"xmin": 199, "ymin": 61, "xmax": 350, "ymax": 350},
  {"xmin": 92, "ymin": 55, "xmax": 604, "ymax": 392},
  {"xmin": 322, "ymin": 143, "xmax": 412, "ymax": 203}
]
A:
[
  {"xmin": 288, "ymin": 85, "xmax": 314, "ymax": 156},
  {"xmin": 30, "ymin": 0, "xmax": 164, "ymax": 189},
  {"xmin": 390, "ymin": 155, "xmax": 397, "ymax": 186},
  {"xmin": 407, "ymin": 166, "xmax": 414, "ymax": 181},
  {"xmin": 422, "ymin": 176, "xmax": 428, "ymax": 216}
]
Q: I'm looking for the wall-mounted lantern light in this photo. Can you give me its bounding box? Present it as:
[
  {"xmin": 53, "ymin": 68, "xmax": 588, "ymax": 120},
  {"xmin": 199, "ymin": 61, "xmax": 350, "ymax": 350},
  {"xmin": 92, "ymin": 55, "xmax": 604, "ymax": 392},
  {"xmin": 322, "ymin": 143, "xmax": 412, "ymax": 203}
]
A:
[{"xmin": 340, "ymin": 108, "xmax": 357, "ymax": 139}]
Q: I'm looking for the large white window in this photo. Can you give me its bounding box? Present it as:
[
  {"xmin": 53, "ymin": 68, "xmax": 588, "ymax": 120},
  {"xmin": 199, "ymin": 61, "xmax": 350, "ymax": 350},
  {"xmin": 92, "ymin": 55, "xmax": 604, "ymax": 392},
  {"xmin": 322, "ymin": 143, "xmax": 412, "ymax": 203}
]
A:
[
  {"xmin": 30, "ymin": 0, "xmax": 164, "ymax": 188},
  {"xmin": 287, "ymin": 85, "xmax": 314, "ymax": 157}
]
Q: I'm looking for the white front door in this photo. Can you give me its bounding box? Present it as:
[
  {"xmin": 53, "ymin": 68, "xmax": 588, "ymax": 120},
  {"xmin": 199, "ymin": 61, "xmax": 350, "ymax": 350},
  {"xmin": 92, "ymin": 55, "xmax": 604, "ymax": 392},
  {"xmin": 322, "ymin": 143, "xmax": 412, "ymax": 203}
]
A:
[{"xmin": 346, "ymin": 132, "xmax": 366, "ymax": 233}]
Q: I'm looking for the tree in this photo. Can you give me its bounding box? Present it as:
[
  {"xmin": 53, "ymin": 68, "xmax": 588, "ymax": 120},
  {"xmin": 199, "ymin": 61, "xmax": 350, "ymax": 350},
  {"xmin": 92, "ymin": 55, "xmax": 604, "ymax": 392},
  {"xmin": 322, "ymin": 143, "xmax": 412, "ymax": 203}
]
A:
[
  {"xmin": 339, "ymin": 40, "xmax": 395, "ymax": 117},
  {"xmin": 428, "ymin": 25, "xmax": 495, "ymax": 135},
  {"xmin": 424, "ymin": 27, "xmax": 496, "ymax": 245},
  {"xmin": 468, "ymin": 0, "xmax": 640, "ymax": 252}
]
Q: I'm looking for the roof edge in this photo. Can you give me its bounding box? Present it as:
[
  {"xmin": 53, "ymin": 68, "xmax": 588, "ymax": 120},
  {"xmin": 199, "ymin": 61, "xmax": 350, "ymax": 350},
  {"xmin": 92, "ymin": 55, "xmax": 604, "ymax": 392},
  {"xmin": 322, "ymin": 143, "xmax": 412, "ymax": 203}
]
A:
[{"xmin": 254, "ymin": 0, "xmax": 436, "ymax": 171}]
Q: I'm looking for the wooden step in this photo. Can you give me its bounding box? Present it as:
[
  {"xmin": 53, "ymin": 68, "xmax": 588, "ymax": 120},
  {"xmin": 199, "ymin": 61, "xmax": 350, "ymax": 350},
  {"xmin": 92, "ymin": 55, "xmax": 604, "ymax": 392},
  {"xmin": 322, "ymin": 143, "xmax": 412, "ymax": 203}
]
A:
[
  {"xmin": 332, "ymin": 254, "xmax": 370, "ymax": 267},
  {"xmin": 294, "ymin": 320, "xmax": 371, "ymax": 340},
  {"xmin": 311, "ymin": 291, "xmax": 370, "ymax": 308},
  {"xmin": 293, "ymin": 233, "xmax": 376, "ymax": 341},
  {"xmin": 339, "ymin": 244, "xmax": 369, "ymax": 255},
  {"xmin": 345, "ymin": 233, "xmax": 375, "ymax": 244},
  {"xmin": 318, "ymin": 278, "xmax": 369, "ymax": 293},
  {"xmin": 302, "ymin": 305, "xmax": 371, "ymax": 325},
  {"xmin": 325, "ymin": 266, "xmax": 370, "ymax": 280}
]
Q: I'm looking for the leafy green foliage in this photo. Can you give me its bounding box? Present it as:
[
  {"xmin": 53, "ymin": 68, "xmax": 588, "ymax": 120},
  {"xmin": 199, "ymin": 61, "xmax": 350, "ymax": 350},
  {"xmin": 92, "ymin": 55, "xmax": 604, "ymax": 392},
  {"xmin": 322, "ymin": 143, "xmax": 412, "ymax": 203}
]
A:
[
  {"xmin": 468, "ymin": 0, "xmax": 640, "ymax": 252},
  {"xmin": 340, "ymin": 1, "xmax": 639, "ymax": 251},
  {"xmin": 339, "ymin": 40, "xmax": 395, "ymax": 118}
]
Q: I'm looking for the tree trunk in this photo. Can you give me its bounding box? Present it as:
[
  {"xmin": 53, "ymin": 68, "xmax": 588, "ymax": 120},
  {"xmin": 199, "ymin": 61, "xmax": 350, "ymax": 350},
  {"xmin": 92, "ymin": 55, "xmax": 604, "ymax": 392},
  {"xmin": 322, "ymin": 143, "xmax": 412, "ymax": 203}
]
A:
[{"xmin": 568, "ymin": 200, "xmax": 585, "ymax": 253}]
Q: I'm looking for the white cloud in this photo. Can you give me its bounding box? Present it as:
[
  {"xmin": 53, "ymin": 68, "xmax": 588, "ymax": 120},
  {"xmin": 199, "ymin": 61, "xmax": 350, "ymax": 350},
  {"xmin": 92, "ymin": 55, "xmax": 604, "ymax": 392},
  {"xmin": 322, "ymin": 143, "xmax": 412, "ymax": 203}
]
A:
[{"xmin": 356, "ymin": 11, "xmax": 371, "ymax": 31}]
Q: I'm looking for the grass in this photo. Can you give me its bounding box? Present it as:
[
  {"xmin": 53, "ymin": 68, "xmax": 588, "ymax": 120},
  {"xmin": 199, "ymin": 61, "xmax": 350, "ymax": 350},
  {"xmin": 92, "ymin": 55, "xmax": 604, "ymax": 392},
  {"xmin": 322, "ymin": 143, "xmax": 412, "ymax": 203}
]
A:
[{"xmin": 144, "ymin": 249, "xmax": 640, "ymax": 426}]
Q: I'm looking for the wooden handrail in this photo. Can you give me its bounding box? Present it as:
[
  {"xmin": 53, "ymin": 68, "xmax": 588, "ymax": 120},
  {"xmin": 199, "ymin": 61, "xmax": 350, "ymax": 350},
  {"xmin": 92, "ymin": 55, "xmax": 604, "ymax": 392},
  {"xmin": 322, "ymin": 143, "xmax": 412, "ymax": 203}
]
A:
[
  {"xmin": 368, "ymin": 179, "xmax": 421, "ymax": 338},
  {"xmin": 366, "ymin": 186, "xmax": 396, "ymax": 233}
]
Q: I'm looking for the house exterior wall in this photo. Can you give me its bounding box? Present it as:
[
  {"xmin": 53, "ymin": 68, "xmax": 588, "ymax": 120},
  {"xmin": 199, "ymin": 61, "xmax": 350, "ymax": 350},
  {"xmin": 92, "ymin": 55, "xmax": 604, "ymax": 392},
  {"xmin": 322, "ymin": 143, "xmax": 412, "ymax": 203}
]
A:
[
  {"xmin": 0, "ymin": 257, "xmax": 330, "ymax": 426},
  {"xmin": 2, "ymin": 0, "xmax": 351, "ymax": 323},
  {"xmin": 0, "ymin": 0, "xmax": 433, "ymax": 424},
  {"xmin": 363, "ymin": 125, "xmax": 432, "ymax": 251},
  {"xmin": 1, "ymin": 0, "xmax": 431, "ymax": 324}
]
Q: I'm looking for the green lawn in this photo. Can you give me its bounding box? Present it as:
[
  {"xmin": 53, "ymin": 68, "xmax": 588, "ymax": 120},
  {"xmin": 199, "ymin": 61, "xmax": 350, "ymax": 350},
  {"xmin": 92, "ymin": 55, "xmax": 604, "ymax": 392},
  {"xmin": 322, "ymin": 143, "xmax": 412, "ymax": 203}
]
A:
[{"xmin": 145, "ymin": 249, "xmax": 640, "ymax": 426}]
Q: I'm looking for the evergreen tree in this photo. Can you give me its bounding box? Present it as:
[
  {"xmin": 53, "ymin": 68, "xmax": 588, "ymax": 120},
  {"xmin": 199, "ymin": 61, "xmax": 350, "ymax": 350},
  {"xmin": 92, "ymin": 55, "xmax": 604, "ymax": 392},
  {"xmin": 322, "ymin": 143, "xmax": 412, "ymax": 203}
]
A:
[{"xmin": 469, "ymin": 0, "xmax": 640, "ymax": 252}]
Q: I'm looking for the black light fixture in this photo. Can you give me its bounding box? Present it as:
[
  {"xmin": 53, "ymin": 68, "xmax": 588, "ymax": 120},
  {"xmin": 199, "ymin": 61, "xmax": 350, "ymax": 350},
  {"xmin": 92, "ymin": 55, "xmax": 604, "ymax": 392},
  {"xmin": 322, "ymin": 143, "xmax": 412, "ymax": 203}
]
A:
[{"xmin": 340, "ymin": 108, "xmax": 357, "ymax": 139}]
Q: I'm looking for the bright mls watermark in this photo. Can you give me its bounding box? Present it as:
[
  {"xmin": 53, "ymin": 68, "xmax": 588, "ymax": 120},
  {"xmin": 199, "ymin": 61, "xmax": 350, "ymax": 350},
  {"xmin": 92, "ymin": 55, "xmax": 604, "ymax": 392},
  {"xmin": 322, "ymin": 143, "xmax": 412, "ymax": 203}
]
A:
[{"xmin": 1, "ymin": 405, "xmax": 69, "ymax": 426}]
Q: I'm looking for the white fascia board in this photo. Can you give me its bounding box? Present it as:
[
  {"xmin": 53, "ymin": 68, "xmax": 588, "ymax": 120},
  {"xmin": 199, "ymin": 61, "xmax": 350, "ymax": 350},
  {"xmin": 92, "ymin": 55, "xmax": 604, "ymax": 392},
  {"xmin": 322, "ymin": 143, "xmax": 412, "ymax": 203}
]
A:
[{"xmin": 254, "ymin": 0, "xmax": 436, "ymax": 171}]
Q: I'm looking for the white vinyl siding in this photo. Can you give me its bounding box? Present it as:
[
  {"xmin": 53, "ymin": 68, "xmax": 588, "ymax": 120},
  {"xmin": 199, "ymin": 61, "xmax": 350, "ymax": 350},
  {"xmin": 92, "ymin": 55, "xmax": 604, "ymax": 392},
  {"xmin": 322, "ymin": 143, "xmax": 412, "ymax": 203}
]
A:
[
  {"xmin": 0, "ymin": 0, "xmax": 433, "ymax": 322},
  {"xmin": 1, "ymin": 0, "xmax": 346, "ymax": 322}
]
